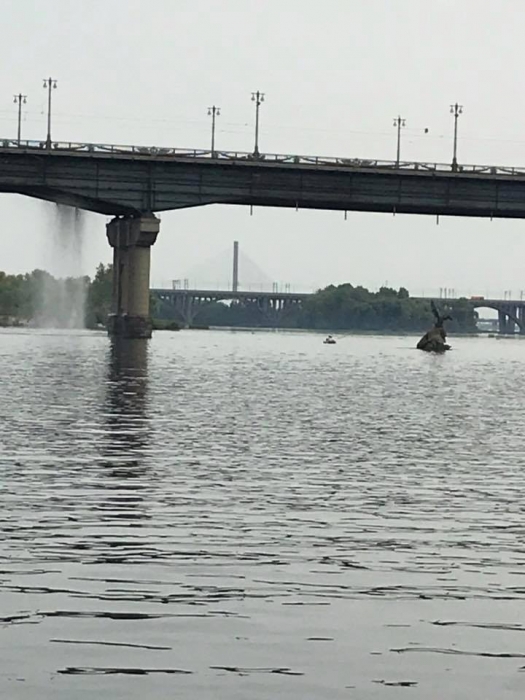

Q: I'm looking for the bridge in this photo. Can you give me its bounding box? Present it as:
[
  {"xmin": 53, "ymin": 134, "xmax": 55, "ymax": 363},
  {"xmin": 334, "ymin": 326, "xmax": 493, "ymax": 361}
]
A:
[
  {"xmin": 424, "ymin": 297, "xmax": 525, "ymax": 334},
  {"xmin": 152, "ymin": 287, "xmax": 525, "ymax": 334},
  {"xmin": 153, "ymin": 288, "xmax": 311, "ymax": 326},
  {"xmin": 3, "ymin": 137, "xmax": 525, "ymax": 337}
]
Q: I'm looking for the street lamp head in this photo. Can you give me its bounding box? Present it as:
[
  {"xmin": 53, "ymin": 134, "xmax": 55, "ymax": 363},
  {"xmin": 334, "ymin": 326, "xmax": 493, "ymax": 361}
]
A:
[
  {"xmin": 450, "ymin": 103, "xmax": 463, "ymax": 115},
  {"xmin": 43, "ymin": 79, "xmax": 57, "ymax": 89}
]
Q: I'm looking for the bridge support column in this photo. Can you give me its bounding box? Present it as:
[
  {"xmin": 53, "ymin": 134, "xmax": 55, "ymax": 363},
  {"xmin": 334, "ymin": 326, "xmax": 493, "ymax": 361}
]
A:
[
  {"xmin": 498, "ymin": 310, "xmax": 506, "ymax": 334},
  {"xmin": 106, "ymin": 215, "xmax": 160, "ymax": 339},
  {"xmin": 498, "ymin": 309, "xmax": 514, "ymax": 334},
  {"xmin": 519, "ymin": 306, "xmax": 525, "ymax": 334}
]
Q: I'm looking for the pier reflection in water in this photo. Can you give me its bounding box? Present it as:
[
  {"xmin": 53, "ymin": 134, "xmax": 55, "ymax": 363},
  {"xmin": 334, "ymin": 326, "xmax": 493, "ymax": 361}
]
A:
[
  {"xmin": 95, "ymin": 338, "xmax": 152, "ymax": 547},
  {"xmin": 102, "ymin": 338, "xmax": 150, "ymax": 470},
  {"xmin": 2, "ymin": 329, "xmax": 525, "ymax": 699}
]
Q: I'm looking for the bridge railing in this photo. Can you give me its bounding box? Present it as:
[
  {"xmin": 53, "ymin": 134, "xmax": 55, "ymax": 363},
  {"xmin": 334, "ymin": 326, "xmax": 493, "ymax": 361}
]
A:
[
  {"xmin": 151, "ymin": 288, "xmax": 313, "ymax": 299},
  {"xmin": 2, "ymin": 137, "xmax": 525, "ymax": 177}
]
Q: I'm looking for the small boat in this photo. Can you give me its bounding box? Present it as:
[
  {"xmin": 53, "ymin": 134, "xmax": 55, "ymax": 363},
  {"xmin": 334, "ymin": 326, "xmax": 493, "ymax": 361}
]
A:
[{"xmin": 323, "ymin": 335, "xmax": 336, "ymax": 345}]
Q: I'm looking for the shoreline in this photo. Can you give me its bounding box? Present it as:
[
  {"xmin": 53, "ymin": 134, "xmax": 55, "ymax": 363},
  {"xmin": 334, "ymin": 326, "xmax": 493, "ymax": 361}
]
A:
[{"xmin": 0, "ymin": 324, "xmax": 504, "ymax": 340}]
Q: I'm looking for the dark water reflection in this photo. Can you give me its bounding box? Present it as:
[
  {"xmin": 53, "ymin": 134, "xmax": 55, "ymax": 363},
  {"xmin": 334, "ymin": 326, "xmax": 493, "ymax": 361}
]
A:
[
  {"xmin": 103, "ymin": 339, "xmax": 150, "ymax": 471},
  {"xmin": 2, "ymin": 329, "xmax": 525, "ymax": 699}
]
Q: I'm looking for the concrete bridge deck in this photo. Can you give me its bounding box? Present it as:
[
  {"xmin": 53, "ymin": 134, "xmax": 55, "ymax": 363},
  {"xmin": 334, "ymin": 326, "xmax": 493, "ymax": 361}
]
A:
[{"xmin": 3, "ymin": 138, "xmax": 525, "ymax": 218}]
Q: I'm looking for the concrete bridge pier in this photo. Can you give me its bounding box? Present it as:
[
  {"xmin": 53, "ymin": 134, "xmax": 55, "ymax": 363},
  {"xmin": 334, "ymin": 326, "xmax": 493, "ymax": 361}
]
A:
[
  {"xmin": 498, "ymin": 308, "xmax": 518, "ymax": 335},
  {"xmin": 106, "ymin": 215, "xmax": 160, "ymax": 339},
  {"xmin": 173, "ymin": 293, "xmax": 194, "ymax": 327},
  {"xmin": 498, "ymin": 310, "xmax": 509, "ymax": 334},
  {"xmin": 519, "ymin": 306, "xmax": 525, "ymax": 334}
]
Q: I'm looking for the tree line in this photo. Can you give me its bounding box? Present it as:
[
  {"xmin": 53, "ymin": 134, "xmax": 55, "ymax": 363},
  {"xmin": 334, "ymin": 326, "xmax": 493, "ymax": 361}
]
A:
[
  {"xmin": 0, "ymin": 265, "xmax": 478, "ymax": 334},
  {"xmin": 0, "ymin": 264, "xmax": 112, "ymax": 328},
  {"xmin": 299, "ymin": 284, "xmax": 477, "ymax": 333},
  {"xmin": 157, "ymin": 283, "xmax": 479, "ymax": 333}
]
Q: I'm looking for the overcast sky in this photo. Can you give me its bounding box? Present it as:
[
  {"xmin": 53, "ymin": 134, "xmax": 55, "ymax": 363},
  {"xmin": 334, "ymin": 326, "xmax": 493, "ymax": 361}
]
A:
[{"xmin": 2, "ymin": 0, "xmax": 525, "ymax": 296}]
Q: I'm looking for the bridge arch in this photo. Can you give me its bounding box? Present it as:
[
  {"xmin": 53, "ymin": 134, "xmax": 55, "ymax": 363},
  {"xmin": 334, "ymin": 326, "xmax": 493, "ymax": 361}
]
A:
[{"xmin": 471, "ymin": 302, "xmax": 523, "ymax": 334}]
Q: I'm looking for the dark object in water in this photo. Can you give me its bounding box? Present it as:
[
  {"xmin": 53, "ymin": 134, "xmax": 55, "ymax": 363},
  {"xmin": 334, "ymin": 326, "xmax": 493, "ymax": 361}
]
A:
[
  {"xmin": 324, "ymin": 335, "xmax": 336, "ymax": 345},
  {"xmin": 417, "ymin": 302, "xmax": 451, "ymax": 353}
]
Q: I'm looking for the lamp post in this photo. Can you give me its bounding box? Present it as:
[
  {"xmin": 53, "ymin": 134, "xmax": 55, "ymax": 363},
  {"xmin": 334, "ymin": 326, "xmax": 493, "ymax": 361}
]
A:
[
  {"xmin": 13, "ymin": 93, "xmax": 27, "ymax": 144},
  {"xmin": 207, "ymin": 105, "xmax": 220, "ymax": 155},
  {"xmin": 43, "ymin": 77, "xmax": 57, "ymax": 147},
  {"xmin": 450, "ymin": 103, "xmax": 463, "ymax": 171},
  {"xmin": 393, "ymin": 115, "xmax": 406, "ymax": 166},
  {"xmin": 251, "ymin": 90, "xmax": 265, "ymax": 156}
]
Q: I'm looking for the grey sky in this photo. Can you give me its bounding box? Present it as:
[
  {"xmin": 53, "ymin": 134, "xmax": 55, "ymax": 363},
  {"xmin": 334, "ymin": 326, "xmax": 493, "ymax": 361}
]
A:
[{"xmin": 2, "ymin": 0, "xmax": 525, "ymax": 296}]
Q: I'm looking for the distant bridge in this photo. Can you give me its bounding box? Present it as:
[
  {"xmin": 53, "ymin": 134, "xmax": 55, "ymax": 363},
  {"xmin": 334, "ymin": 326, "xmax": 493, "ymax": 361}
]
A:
[
  {"xmin": 152, "ymin": 288, "xmax": 310, "ymax": 326},
  {"xmin": 424, "ymin": 297, "xmax": 525, "ymax": 334},
  {"xmin": 152, "ymin": 288, "xmax": 525, "ymax": 333}
]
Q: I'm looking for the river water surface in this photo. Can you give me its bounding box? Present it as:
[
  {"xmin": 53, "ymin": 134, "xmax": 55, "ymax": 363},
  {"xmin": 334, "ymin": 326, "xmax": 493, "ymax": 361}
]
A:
[{"xmin": 1, "ymin": 329, "xmax": 525, "ymax": 699}]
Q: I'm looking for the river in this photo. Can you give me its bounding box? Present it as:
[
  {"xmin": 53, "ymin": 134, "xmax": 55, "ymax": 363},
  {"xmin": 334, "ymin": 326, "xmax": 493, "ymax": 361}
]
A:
[{"xmin": 1, "ymin": 328, "xmax": 525, "ymax": 699}]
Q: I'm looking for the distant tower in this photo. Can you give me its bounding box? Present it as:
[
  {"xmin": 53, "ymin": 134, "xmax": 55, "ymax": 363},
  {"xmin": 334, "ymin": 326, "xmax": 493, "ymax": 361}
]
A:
[{"xmin": 232, "ymin": 241, "xmax": 239, "ymax": 292}]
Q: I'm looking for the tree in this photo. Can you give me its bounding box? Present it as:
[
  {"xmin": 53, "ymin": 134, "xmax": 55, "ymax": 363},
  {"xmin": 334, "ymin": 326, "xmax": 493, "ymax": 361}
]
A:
[{"xmin": 86, "ymin": 263, "xmax": 112, "ymax": 327}]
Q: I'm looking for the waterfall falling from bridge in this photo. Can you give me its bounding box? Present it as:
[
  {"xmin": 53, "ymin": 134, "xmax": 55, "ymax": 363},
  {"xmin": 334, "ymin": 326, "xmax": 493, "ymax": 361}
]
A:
[{"xmin": 36, "ymin": 205, "xmax": 87, "ymax": 329}]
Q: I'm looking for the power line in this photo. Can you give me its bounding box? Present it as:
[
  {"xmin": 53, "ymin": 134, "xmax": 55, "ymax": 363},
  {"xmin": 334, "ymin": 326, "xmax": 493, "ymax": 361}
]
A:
[{"xmin": 2, "ymin": 107, "xmax": 525, "ymax": 148}]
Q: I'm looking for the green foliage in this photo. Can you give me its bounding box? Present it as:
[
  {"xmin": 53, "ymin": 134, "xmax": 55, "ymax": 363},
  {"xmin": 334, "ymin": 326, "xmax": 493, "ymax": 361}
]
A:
[
  {"xmin": 0, "ymin": 266, "xmax": 478, "ymax": 335},
  {"xmin": 86, "ymin": 263, "xmax": 113, "ymax": 327},
  {"xmin": 0, "ymin": 269, "xmax": 68, "ymax": 322},
  {"xmin": 301, "ymin": 285, "xmax": 477, "ymax": 332},
  {"xmin": 161, "ymin": 285, "xmax": 478, "ymax": 333},
  {"xmin": 0, "ymin": 265, "xmax": 109, "ymax": 328}
]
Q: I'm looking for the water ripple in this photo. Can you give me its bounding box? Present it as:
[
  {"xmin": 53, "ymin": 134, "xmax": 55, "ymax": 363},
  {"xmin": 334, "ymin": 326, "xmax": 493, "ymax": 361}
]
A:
[{"xmin": 2, "ymin": 330, "xmax": 525, "ymax": 698}]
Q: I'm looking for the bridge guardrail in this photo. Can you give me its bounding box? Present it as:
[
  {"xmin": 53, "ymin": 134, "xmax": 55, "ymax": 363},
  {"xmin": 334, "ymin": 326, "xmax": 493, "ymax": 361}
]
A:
[{"xmin": 2, "ymin": 137, "xmax": 525, "ymax": 177}]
